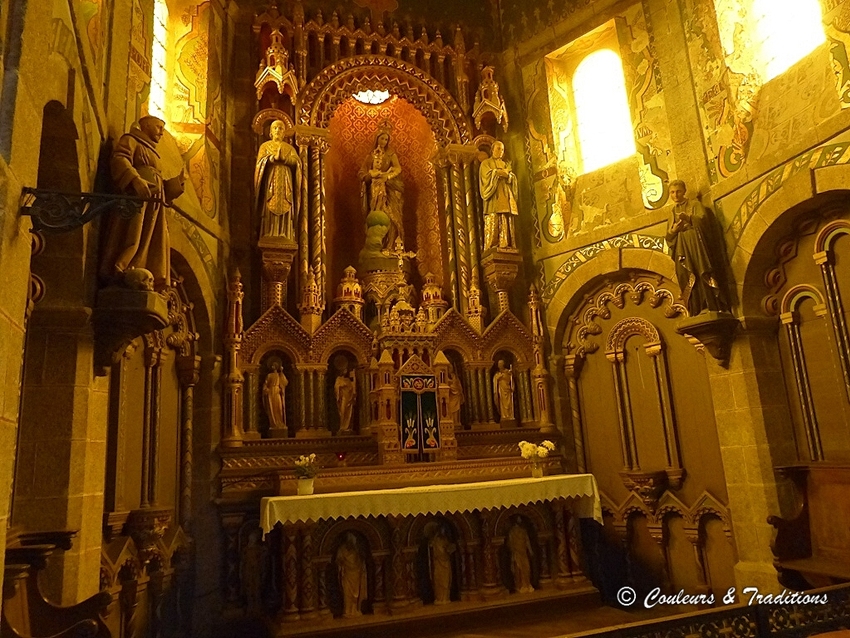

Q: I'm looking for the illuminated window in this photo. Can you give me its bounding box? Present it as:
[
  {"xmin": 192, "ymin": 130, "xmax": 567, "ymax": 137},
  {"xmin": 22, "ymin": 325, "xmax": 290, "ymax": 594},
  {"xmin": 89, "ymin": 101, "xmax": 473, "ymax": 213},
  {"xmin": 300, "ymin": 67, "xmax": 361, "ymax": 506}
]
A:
[
  {"xmin": 752, "ymin": 0, "xmax": 824, "ymax": 80},
  {"xmin": 572, "ymin": 49, "xmax": 636, "ymax": 173},
  {"xmin": 714, "ymin": 0, "xmax": 825, "ymax": 82},
  {"xmin": 353, "ymin": 89, "xmax": 390, "ymax": 105},
  {"xmin": 149, "ymin": 0, "xmax": 168, "ymax": 119}
]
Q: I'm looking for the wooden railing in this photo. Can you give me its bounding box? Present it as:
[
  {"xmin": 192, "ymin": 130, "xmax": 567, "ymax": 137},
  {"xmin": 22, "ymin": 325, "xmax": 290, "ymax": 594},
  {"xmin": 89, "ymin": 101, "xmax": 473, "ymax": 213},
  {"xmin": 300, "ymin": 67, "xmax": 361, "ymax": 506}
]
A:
[{"xmin": 568, "ymin": 583, "xmax": 850, "ymax": 638}]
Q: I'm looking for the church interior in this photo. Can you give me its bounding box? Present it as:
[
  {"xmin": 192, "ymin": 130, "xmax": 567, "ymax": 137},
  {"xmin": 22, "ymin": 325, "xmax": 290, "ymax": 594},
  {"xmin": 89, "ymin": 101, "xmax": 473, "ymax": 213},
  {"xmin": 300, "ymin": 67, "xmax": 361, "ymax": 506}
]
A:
[{"xmin": 1, "ymin": 0, "xmax": 850, "ymax": 636}]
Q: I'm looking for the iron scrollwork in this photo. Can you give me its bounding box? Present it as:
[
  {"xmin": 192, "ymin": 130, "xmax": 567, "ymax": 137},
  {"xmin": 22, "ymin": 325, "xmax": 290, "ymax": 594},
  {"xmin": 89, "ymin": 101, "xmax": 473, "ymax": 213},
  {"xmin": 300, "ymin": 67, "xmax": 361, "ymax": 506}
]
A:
[{"xmin": 19, "ymin": 187, "xmax": 145, "ymax": 234}]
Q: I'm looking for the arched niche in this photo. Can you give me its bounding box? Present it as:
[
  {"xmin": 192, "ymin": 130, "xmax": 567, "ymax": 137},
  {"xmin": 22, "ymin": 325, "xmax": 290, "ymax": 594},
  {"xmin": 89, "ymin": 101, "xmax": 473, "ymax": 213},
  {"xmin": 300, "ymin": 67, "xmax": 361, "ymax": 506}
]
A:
[
  {"xmin": 258, "ymin": 349, "xmax": 295, "ymax": 438},
  {"xmin": 556, "ymin": 272, "xmax": 726, "ymax": 510},
  {"xmin": 326, "ymin": 349, "xmax": 359, "ymax": 436},
  {"xmin": 324, "ymin": 95, "xmax": 446, "ymax": 299}
]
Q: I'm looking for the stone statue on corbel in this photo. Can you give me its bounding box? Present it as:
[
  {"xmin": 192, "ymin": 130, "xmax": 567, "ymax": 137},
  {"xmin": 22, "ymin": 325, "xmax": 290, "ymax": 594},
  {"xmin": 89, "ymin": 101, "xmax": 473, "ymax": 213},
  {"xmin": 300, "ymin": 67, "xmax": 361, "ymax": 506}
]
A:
[
  {"xmin": 665, "ymin": 180, "xmax": 738, "ymax": 365},
  {"xmin": 479, "ymin": 141, "xmax": 522, "ymax": 315}
]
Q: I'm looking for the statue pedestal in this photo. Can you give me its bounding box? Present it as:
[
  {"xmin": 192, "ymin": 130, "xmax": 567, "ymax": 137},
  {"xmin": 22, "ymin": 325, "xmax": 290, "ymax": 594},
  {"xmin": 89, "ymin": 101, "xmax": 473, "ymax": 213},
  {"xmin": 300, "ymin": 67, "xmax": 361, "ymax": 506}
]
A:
[
  {"xmin": 93, "ymin": 287, "xmax": 170, "ymax": 374},
  {"xmin": 482, "ymin": 249, "xmax": 522, "ymax": 315},
  {"xmin": 676, "ymin": 311, "xmax": 739, "ymax": 365},
  {"xmin": 268, "ymin": 428, "xmax": 289, "ymax": 439},
  {"xmin": 259, "ymin": 237, "xmax": 298, "ymax": 310}
]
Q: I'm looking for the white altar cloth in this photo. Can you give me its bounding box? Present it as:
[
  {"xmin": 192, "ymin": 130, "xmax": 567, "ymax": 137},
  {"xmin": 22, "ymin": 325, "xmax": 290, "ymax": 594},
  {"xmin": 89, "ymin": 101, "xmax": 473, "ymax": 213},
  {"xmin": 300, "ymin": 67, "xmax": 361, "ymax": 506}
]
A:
[{"xmin": 261, "ymin": 474, "xmax": 602, "ymax": 536}]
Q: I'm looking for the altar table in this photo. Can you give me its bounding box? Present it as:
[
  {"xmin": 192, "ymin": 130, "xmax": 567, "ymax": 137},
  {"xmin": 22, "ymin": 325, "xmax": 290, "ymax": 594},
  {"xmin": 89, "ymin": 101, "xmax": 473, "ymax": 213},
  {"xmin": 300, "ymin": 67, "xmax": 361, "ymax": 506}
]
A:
[{"xmin": 260, "ymin": 474, "xmax": 602, "ymax": 535}]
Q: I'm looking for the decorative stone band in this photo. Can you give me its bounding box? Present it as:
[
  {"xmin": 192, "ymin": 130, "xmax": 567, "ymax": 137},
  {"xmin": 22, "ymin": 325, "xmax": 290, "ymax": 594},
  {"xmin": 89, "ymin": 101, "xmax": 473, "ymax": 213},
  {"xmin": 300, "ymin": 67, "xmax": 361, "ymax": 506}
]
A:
[{"xmin": 261, "ymin": 473, "xmax": 602, "ymax": 536}]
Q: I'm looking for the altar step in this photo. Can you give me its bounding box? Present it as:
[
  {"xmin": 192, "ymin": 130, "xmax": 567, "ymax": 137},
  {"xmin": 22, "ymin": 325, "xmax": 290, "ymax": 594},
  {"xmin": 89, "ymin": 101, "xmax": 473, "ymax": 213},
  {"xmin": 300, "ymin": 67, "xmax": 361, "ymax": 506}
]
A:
[{"xmin": 268, "ymin": 582, "xmax": 599, "ymax": 638}]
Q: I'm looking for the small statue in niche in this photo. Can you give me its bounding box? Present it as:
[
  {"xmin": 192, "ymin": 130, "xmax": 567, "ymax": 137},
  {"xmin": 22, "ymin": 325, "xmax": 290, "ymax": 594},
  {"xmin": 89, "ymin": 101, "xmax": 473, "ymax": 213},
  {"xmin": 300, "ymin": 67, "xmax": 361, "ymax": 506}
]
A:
[
  {"xmin": 336, "ymin": 532, "xmax": 367, "ymax": 618},
  {"xmin": 255, "ymin": 119, "xmax": 301, "ymax": 241},
  {"xmin": 334, "ymin": 366, "xmax": 357, "ymax": 435},
  {"xmin": 359, "ymin": 127, "xmax": 405, "ymax": 249},
  {"xmin": 665, "ymin": 180, "xmax": 730, "ymax": 315},
  {"xmin": 507, "ymin": 517, "xmax": 534, "ymax": 594},
  {"xmin": 240, "ymin": 529, "xmax": 266, "ymax": 615},
  {"xmin": 493, "ymin": 359, "xmax": 515, "ymax": 423},
  {"xmin": 480, "ymin": 141, "xmax": 519, "ymax": 250},
  {"xmin": 447, "ymin": 363, "xmax": 464, "ymax": 427},
  {"xmin": 425, "ymin": 521, "xmax": 456, "ymax": 605},
  {"xmin": 99, "ymin": 115, "xmax": 185, "ymax": 290},
  {"xmin": 262, "ymin": 358, "xmax": 288, "ymax": 432}
]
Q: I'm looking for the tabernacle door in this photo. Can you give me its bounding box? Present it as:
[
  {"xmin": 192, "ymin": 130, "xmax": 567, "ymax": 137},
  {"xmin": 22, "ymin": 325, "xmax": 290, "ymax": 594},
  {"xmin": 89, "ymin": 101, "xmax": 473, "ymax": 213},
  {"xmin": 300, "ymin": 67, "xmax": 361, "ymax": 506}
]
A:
[{"xmin": 397, "ymin": 356, "xmax": 441, "ymax": 460}]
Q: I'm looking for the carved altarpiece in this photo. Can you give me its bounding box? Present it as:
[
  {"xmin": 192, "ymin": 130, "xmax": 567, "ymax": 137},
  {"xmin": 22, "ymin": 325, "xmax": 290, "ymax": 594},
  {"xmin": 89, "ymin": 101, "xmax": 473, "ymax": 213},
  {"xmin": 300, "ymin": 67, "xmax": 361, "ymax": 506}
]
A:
[{"xmin": 217, "ymin": 3, "xmax": 579, "ymax": 631}]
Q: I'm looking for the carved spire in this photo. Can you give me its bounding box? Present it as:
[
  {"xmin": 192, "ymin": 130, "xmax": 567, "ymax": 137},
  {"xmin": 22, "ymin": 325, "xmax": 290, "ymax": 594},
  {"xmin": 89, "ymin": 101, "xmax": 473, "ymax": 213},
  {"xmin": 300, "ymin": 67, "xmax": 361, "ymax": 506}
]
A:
[
  {"xmin": 473, "ymin": 66, "xmax": 508, "ymax": 132},
  {"xmin": 333, "ymin": 265, "xmax": 365, "ymax": 322},
  {"xmin": 298, "ymin": 268, "xmax": 323, "ymax": 333},
  {"xmin": 254, "ymin": 28, "xmax": 299, "ymax": 102}
]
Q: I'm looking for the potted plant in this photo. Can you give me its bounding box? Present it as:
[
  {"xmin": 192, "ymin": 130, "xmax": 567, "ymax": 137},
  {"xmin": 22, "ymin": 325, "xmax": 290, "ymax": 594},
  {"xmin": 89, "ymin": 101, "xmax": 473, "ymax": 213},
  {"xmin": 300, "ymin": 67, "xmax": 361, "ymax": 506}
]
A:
[
  {"xmin": 294, "ymin": 453, "xmax": 319, "ymax": 495},
  {"xmin": 518, "ymin": 440, "xmax": 555, "ymax": 478}
]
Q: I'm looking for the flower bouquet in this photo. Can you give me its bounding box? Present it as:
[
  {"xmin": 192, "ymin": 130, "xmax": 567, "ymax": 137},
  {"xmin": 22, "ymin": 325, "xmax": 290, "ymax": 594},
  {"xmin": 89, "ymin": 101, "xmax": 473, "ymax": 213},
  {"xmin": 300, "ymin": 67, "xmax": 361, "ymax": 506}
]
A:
[
  {"xmin": 518, "ymin": 440, "xmax": 555, "ymax": 478},
  {"xmin": 294, "ymin": 454, "xmax": 319, "ymax": 494}
]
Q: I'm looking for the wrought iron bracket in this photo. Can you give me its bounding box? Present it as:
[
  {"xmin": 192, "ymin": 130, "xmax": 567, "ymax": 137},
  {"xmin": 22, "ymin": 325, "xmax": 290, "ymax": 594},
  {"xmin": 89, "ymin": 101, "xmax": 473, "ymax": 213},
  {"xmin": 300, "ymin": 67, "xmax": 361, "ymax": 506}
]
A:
[{"xmin": 19, "ymin": 187, "xmax": 147, "ymax": 234}]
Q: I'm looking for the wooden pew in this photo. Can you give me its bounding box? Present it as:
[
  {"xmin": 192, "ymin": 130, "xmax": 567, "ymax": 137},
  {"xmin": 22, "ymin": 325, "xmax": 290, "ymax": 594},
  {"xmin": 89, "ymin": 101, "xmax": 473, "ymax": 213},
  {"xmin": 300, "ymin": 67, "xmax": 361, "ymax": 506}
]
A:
[
  {"xmin": 768, "ymin": 464, "xmax": 850, "ymax": 589},
  {"xmin": 2, "ymin": 530, "xmax": 112, "ymax": 638}
]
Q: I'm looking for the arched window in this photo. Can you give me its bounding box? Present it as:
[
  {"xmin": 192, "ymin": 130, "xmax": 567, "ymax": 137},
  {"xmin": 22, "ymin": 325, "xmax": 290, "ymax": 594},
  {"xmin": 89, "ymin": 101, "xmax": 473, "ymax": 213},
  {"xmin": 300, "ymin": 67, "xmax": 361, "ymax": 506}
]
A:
[
  {"xmin": 752, "ymin": 0, "xmax": 824, "ymax": 81},
  {"xmin": 149, "ymin": 0, "xmax": 169, "ymax": 119},
  {"xmin": 714, "ymin": 0, "xmax": 825, "ymax": 83},
  {"xmin": 572, "ymin": 49, "xmax": 635, "ymax": 174}
]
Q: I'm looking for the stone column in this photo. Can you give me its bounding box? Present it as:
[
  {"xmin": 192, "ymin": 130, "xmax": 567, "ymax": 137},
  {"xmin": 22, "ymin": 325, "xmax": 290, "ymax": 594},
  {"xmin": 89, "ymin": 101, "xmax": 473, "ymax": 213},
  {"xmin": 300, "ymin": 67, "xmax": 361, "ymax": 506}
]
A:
[
  {"xmin": 13, "ymin": 307, "xmax": 109, "ymax": 604},
  {"xmin": 176, "ymin": 355, "xmax": 200, "ymax": 530},
  {"xmin": 242, "ymin": 371, "xmax": 260, "ymax": 440},
  {"xmin": 699, "ymin": 316, "xmax": 794, "ymax": 593}
]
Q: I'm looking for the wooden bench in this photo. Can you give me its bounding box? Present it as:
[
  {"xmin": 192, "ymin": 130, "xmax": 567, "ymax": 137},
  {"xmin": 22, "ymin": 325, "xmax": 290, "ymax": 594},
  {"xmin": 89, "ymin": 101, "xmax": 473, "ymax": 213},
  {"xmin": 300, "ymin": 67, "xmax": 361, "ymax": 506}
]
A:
[
  {"xmin": 2, "ymin": 530, "xmax": 112, "ymax": 638},
  {"xmin": 768, "ymin": 464, "xmax": 850, "ymax": 589}
]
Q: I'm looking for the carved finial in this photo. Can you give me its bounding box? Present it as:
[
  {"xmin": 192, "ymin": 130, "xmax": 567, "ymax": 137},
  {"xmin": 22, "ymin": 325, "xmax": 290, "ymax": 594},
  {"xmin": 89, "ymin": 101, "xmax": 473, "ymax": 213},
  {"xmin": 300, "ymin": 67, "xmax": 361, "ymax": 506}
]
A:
[
  {"xmin": 454, "ymin": 26, "xmax": 465, "ymax": 52},
  {"xmin": 331, "ymin": 11, "xmax": 339, "ymax": 27},
  {"xmin": 435, "ymin": 30, "xmax": 443, "ymax": 47},
  {"xmin": 316, "ymin": 9, "xmax": 324, "ymax": 25}
]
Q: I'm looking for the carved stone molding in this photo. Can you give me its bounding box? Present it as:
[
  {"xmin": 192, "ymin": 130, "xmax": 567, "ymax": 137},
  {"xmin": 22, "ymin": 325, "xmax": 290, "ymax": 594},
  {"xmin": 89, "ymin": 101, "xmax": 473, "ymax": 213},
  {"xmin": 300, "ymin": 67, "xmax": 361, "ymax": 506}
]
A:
[
  {"xmin": 675, "ymin": 311, "xmax": 739, "ymax": 365},
  {"xmin": 92, "ymin": 287, "xmax": 169, "ymax": 375}
]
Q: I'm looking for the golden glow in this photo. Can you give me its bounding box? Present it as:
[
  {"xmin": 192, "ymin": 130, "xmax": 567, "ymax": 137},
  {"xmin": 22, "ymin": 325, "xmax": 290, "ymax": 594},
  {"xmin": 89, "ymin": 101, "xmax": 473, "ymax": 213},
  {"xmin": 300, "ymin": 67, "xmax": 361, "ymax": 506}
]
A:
[
  {"xmin": 753, "ymin": 0, "xmax": 825, "ymax": 80},
  {"xmin": 149, "ymin": 0, "xmax": 169, "ymax": 119},
  {"xmin": 572, "ymin": 49, "xmax": 635, "ymax": 173},
  {"xmin": 713, "ymin": 0, "xmax": 825, "ymax": 83},
  {"xmin": 353, "ymin": 90, "xmax": 390, "ymax": 104}
]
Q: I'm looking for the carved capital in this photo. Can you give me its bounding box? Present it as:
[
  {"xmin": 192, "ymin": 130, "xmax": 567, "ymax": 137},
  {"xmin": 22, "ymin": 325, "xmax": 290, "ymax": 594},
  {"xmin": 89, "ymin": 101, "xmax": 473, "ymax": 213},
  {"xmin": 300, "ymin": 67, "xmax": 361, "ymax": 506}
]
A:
[
  {"xmin": 125, "ymin": 507, "xmax": 173, "ymax": 565},
  {"xmin": 619, "ymin": 470, "xmax": 668, "ymax": 511}
]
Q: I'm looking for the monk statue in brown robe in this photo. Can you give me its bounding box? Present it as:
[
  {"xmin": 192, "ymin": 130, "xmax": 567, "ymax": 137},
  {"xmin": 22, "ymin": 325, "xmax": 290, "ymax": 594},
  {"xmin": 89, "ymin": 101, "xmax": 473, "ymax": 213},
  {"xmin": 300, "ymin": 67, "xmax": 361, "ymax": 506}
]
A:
[
  {"xmin": 100, "ymin": 116, "xmax": 185, "ymax": 290},
  {"xmin": 666, "ymin": 180, "xmax": 730, "ymax": 316}
]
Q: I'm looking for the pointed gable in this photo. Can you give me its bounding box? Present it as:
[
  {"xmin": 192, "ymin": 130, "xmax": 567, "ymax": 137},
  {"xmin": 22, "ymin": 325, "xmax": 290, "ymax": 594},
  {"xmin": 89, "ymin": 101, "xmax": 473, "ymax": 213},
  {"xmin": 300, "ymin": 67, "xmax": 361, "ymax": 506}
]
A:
[
  {"xmin": 481, "ymin": 311, "xmax": 534, "ymax": 364},
  {"xmin": 311, "ymin": 308, "xmax": 374, "ymax": 365},
  {"xmin": 241, "ymin": 304, "xmax": 311, "ymax": 365}
]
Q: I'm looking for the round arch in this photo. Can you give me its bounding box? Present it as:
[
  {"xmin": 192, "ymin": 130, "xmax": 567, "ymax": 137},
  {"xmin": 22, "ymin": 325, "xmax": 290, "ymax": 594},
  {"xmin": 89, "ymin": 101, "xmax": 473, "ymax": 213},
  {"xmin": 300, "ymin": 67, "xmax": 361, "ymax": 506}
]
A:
[
  {"xmin": 298, "ymin": 55, "xmax": 472, "ymax": 146},
  {"xmin": 548, "ymin": 248, "xmax": 677, "ymax": 351},
  {"xmin": 730, "ymin": 164, "xmax": 850, "ymax": 315}
]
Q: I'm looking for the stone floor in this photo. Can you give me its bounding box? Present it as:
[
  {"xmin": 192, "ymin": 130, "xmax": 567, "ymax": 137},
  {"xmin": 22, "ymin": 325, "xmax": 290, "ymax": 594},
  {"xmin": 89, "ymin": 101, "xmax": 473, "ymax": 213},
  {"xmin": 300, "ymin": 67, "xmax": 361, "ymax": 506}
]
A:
[
  {"xmin": 426, "ymin": 604, "xmax": 675, "ymax": 638},
  {"xmin": 221, "ymin": 598, "xmax": 680, "ymax": 638}
]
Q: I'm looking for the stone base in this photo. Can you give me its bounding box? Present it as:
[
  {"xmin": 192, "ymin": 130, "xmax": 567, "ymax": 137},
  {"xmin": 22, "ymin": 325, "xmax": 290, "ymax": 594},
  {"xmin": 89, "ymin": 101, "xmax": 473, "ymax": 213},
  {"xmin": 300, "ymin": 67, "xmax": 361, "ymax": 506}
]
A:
[
  {"xmin": 93, "ymin": 286, "xmax": 169, "ymax": 374},
  {"xmin": 471, "ymin": 422, "xmax": 501, "ymax": 431},
  {"xmin": 268, "ymin": 428, "xmax": 290, "ymax": 439},
  {"xmin": 482, "ymin": 249, "xmax": 523, "ymax": 314},
  {"xmin": 295, "ymin": 428, "xmax": 332, "ymax": 439},
  {"xmin": 733, "ymin": 560, "xmax": 782, "ymax": 597},
  {"xmin": 499, "ymin": 418, "xmax": 519, "ymax": 429}
]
